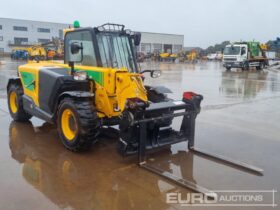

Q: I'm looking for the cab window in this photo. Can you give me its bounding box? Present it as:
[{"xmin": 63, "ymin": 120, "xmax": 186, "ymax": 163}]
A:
[
  {"xmin": 241, "ymin": 47, "xmax": 246, "ymax": 55},
  {"xmin": 96, "ymin": 33, "xmax": 136, "ymax": 72},
  {"xmin": 65, "ymin": 30, "xmax": 97, "ymax": 66}
]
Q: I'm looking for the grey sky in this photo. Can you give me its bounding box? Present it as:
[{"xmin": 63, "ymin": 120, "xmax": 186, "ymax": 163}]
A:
[{"xmin": 1, "ymin": 0, "xmax": 279, "ymax": 48}]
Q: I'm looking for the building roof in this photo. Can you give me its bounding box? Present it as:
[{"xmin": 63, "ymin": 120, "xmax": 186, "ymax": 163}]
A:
[
  {"xmin": 139, "ymin": 31, "xmax": 184, "ymax": 37},
  {"xmin": 0, "ymin": 17, "xmax": 71, "ymax": 26}
]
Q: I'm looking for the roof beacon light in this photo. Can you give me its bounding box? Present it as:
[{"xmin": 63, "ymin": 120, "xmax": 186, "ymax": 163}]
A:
[{"xmin": 73, "ymin": 20, "xmax": 80, "ymax": 28}]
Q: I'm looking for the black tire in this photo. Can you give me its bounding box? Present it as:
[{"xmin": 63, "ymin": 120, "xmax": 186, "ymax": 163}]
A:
[
  {"xmin": 244, "ymin": 62, "xmax": 249, "ymax": 70},
  {"xmin": 226, "ymin": 67, "xmax": 231, "ymax": 71},
  {"xmin": 7, "ymin": 83, "xmax": 32, "ymax": 122},
  {"xmin": 57, "ymin": 98, "xmax": 100, "ymax": 152},
  {"xmin": 256, "ymin": 62, "xmax": 264, "ymax": 70}
]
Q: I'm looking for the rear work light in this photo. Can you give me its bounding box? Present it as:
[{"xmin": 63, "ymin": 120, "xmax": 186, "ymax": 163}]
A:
[{"xmin": 183, "ymin": 91, "xmax": 198, "ymax": 100}]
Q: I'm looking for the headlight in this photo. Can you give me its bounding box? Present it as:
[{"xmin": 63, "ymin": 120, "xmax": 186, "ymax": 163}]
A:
[{"xmin": 73, "ymin": 71, "xmax": 87, "ymax": 81}]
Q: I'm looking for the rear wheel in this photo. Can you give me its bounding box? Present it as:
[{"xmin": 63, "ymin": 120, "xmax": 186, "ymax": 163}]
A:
[
  {"xmin": 244, "ymin": 62, "xmax": 249, "ymax": 70},
  {"xmin": 57, "ymin": 98, "xmax": 100, "ymax": 152},
  {"xmin": 7, "ymin": 83, "xmax": 32, "ymax": 121},
  {"xmin": 256, "ymin": 62, "xmax": 264, "ymax": 70},
  {"xmin": 226, "ymin": 67, "xmax": 231, "ymax": 71}
]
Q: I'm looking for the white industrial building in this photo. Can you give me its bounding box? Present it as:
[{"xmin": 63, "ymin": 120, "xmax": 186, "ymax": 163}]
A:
[
  {"xmin": 0, "ymin": 18, "xmax": 70, "ymax": 53},
  {"xmin": 0, "ymin": 18, "xmax": 184, "ymax": 54},
  {"xmin": 139, "ymin": 32, "xmax": 184, "ymax": 54}
]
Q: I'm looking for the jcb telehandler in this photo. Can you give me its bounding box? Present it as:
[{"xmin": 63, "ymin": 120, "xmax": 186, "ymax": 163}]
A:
[{"xmin": 7, "ymin": 22, "xmax": 263, "ymax": 196}]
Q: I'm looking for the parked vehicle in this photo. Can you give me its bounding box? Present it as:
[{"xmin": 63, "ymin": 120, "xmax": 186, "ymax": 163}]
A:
[
  {"xmin": 223, "ymin": 42, "xmax": 268, "ymax": 70},
  {"xmin": 11, "ymin": 49, "xmax": 29, "ymax": 60}
]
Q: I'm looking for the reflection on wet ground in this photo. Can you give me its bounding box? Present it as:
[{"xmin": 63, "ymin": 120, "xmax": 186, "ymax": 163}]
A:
[{"xmin": 0, "ymin": 60, "xmax": 280, "ymax": 210}]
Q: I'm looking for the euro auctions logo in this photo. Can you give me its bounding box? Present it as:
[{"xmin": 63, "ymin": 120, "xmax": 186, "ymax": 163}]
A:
[
  {"xmin": 166, "ymin": 192, "xmax": 217, "ymax": 205},
  {"xmin": 166, "ymin": 190, "xmax": 278, "ymax": 207}
]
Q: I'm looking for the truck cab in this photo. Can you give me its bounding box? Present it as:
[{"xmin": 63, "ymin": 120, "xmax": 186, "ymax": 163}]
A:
[
  {"xmin": 222, "ymin": 42, "xmax": 267, "ymax": 71},
  {"xmin": 223, "ymin": 44, "xmax": 248, "ymax": 70}
]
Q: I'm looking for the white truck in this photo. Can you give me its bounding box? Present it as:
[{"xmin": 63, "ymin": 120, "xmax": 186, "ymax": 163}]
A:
[{"xmin": 223, "ymin": 42, "xmax": 268, "ymax": 70}]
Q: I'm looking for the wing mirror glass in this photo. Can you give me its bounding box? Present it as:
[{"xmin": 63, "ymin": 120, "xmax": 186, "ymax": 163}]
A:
[
  {"xmin": 69, "ymin": 42, "xmax": 83, "ymax": 63},
  {"xmin": 133, "ymin": 32, "xmax": 141, "ymax": 46},
  {"xmin": 71, "ymin": 42, "xmax": 83, "ymax": 55},
  {"xmin": 140, "ymin": 70, "xmax": 162, "ymax": 78},
  {"xmin": 151, "ymin": 70, "xmax": 161, "ymax": 78},
  {"xmin": 68, "ymin": 42, "xmax": 84, "ymax": 74}
]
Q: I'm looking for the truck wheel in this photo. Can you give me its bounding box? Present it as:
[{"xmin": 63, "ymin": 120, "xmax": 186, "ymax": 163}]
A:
[
  {"xmin": 57, "ymin": 98, "xmax": 100, "ymax": 152},
  {"xmin": 256, "ymin": 62, "xmax": 264, "ymax": 70},
  {"xmin": 7, "ymin": 83, "xmax": 32, "ymax": 122},
  {"xmin": 243, "ymin": 62, "xmax": 249, "ymax": 71},
  {"xmin": 226, "ymin": 67, "xmax": 231, "ymax": 71}
]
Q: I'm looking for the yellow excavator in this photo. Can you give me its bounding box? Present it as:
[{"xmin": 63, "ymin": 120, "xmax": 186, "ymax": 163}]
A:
[
  {"xmin": 27, "ymin": 45, "xmax": 47, "ymax": 60},
  {"xmin": 187, "ymin": 50, "xmax": 198, "ymax": 62}
]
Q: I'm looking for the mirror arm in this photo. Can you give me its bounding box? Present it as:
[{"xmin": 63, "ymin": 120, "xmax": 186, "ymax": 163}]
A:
[
  {"xmin": 139, "ymin": 70, "xmax": 152, "ymax": 74},
  {"xmin": 69, "ymin": 61, "xmax": 75, "ymax": 75},
  {"xmin": 81, "ymin": 43, "xmax": 84, "ymax": 63}
]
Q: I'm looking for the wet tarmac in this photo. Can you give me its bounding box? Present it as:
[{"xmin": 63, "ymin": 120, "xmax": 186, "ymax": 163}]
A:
[{"xmin": 0, "ymin": 59, "xmax": 279, "ymax": 210}]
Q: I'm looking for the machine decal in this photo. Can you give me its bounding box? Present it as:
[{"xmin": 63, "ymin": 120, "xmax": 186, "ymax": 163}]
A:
[
  {"xmin": 21, "ymin": 72, "xmax": 35, "ymax": 91},
  {"xmin": 86, "ymin": 71, "xmax": 104, "ymax": 86},
  {"xmin": 76, "ymin": 69, "xmax": 104, "ymax": 86}
]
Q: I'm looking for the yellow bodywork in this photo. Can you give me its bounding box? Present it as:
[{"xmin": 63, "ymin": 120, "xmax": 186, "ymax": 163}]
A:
[
  {"xmin": 160, "ymin": 53, "xmax": 170, "ymax": 58},
  {"xmin": 27, "ymin": 46, "xmax": 47, "ymax": 58},
  {"xmin": 170, "ymin": 53, "xmax": 178, "ymax": 58},
  {"xmin": 260, "ymin": 44, "xmax": 268, "ymax": 51},
  {"xmin": 160, "ymin": 53, "xmax": 177, "ymax": 59},
  {"xmin": 18, "ymin": 62, "xmax": 148, "ymax": 118},
  {"xmin": 187, "ymin": 51, "xmax": 197, "ymax": 61}
]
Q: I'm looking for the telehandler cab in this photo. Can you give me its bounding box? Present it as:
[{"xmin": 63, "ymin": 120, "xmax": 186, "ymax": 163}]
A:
[{"xmin": 7, "ymin": 22, "xmax": 263, "ymax": 196}]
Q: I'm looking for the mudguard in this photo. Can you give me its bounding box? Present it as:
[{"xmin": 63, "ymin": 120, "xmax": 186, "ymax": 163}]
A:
[
  {"xmin": 59, "ymin": 91, "xmax": 94, "ymax": 99},
  {"xmin": 7, "ymin": 77, "xmax": 21, "ymax": 89},
  {"xmin": 146, "ymin": 85, "xmax": 172, "ymax": 94}
]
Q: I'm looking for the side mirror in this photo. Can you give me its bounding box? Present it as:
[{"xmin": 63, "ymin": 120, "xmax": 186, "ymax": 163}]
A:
[
  {"xmin": 140, "ymin": 70, "xmax": 162, "ymax": 78},
  {"xmin": 68, "ymin": 42, "xmax": 83, "ymax": 74},
  {"xmin": 71, "ymin": 42, "xmax": 83, "ymax": 54},
  {"xmin": 133, "ymin": 32, "xmax": 141, "ymax": 46},
  {"xmin": 68, "ymin": 42, "xmax": 83, "ymax": 64},
  {"xmin": 151, "ymin": 70, "xmax": 161, "ymax": 78}
]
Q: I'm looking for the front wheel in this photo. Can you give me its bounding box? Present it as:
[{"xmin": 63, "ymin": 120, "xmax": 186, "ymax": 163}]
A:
[
  {"xmin": 7, "ymin": 82, "xmax": 32, "ymax": 122},
  {"xmin": 57, "ymin": 98, "xmax": 100, "ymax": 152},
  {"xmin": 226, "ymin": 67, "xmax": 231, "ymax": 71}
]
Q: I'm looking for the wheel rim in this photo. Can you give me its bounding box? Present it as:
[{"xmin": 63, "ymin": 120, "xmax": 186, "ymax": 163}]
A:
[
  {"xmin": 61, "ymin": 109, "xmax": 77, "ymax": 141},
  {"xmin": 9, "ymin": 91, "xmax": 18, "ymax": 114}
]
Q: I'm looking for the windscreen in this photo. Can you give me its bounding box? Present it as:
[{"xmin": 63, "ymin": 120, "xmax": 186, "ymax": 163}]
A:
[
  {"xmin": 223, "ymin": 46, "xmax": 241, "ymax": 55},
  {"xmin": 96, "ymin": 33, "xmax": 136, "ymax": 72}
]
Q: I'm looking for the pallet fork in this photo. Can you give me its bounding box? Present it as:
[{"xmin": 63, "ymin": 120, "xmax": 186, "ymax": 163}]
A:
[{"xmin": 133, "ymin": 92, "xmax": 263, "ymax": 197}]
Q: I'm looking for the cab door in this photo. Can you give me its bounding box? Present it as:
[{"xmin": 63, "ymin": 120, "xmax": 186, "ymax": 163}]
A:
[{"xmin": 240, "ymin": 46, "xmax": 248, "ymax": 61}]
